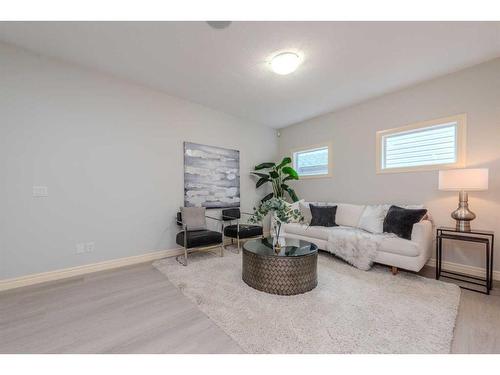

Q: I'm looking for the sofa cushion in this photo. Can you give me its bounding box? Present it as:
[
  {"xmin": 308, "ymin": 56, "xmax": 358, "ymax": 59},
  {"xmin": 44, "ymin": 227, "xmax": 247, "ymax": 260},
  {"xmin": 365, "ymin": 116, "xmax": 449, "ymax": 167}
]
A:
[
  {"xmin": 302, "ymin": 202, "xmax": 335, "ymax": 224},
  {"xmin": 176, "ymin": 230, "xmax": 222, "ymax": 248},
  {"xmin": 299, "ymin": 201, "xmax": 428, "ymax": 232},
  {"xmin": 377, "ymin": 236, "xmax": 421, "ymax": 257},
  {"xmin": 335, "ymin": 203, "xmax": 366, "ymax": 227},
  {"xmin": 310, "ymin": 204, "xmax": 338, "ymax": 227},
  {"xmin": 357, "ymin": 203, "xmax": 428, "ymax": 234},
  {"xmin": 180, "ymin": 207, "xmax": 207, "ymax": 230},
  {"xmin": 405, "ymin": 204, "xmax": 432, "ymax": 221},
  {"xmin": 221, "ymin": 208, "xmax": 241, "ymax": 221},
  {"xmin": 224, "ymin": 224, "xmax": 263, "ymax": 239},
  {"xmin": 303, "ymin": 202, "xmax": 365, "ymax": 228},
  {"xmin": 358, "ymin": 204, "xmax": 390, "ymax": 234},
  {"xmin": 284, "ymin": 222, "xmax": 422, "ymax": 257},
  {"xmin": 287, "ymin": 199, "xmax": 304, "ymax": 211},
  {"xmin": 299, "ymin": 201, "xmax": 312, "ymax": 224},
  {"xmin": 383, "ymin": 205, "xmax": 428, "ymax": 240},
  {"xmin": 283, "ymin": 223, "xmax": 333, "ymax": 240}
]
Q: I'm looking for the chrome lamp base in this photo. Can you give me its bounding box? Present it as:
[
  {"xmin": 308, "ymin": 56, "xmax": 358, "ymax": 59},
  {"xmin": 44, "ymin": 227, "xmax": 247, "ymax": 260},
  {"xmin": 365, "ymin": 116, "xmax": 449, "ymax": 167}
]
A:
[
  {"xmin": 455, "ymin": 219, "xmax": 472, "ymax": 232},
  {"xmin": 451, "ymin": 191, "xmax": 476, "ymax": 232}
]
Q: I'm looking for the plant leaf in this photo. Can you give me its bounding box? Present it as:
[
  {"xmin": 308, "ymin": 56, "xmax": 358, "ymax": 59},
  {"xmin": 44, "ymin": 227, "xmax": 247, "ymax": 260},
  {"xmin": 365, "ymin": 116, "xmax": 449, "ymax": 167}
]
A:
[
  {"xmin": 251, "ymin": 172, "xmax": 270, "ymax": 178},
  {"xmin": 283, "ymin": 175, "xmax": 299, "ymax": 182},
  {"xmin": 269, "ymin": 171, "xmax": 279, "ymax": 179},
  {"xmin": 281, "ymin": 184, "xmax": 299, "ymax": 202},
  {"xmin": 276, "ymin": 157, "xmax": 292, "ymax": 169},
  {"xmin": 254, "ymin": 162, "xmax": 276, "ymax": 170},
  {"xmin": 256, "ymin": 177, "xmax": 271, "ymax": 188},
  {"xmin": 282, "ymin": 166, "xmax": 299, "ymax": 179},
  {"xmin": 261, "ymin": 192, "xmax": 274, "ymax": 202}
]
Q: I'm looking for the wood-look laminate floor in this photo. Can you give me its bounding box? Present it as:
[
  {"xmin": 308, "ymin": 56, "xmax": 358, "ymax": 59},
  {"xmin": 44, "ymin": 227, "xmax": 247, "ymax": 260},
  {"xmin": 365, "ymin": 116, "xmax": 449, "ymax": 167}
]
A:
[
  {"xmin": 419, "ymin": 266, "xmax": 500, "ymax": 354},
  {"xmin": 1, "ymin": 261, "xmax": 499, "ymax": 354},
  {"xmin": 0, "ymin": 263, "xmax": 243, "ymax": 354}
]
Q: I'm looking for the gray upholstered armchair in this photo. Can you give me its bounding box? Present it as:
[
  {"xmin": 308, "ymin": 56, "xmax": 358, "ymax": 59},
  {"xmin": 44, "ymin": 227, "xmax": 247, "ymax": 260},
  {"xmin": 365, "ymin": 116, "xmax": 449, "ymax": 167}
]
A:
[{"xmin": 176, "ymin": 207, "xmax": 224, "ymax": 266}]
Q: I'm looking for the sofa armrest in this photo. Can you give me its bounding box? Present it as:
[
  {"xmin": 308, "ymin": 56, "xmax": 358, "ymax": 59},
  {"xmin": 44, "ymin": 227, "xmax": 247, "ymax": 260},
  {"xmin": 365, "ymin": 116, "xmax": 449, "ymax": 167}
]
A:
[{"xmin": 411, "ymin": 220, "xmax": 433, "ymax": 259}]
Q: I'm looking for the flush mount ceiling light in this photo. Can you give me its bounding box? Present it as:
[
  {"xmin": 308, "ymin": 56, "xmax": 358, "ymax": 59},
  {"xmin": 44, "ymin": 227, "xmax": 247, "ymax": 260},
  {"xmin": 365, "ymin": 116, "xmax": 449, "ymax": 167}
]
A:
[{"xmin": 270, "ymin": 52, "xmax": 302, "ymax": 75}]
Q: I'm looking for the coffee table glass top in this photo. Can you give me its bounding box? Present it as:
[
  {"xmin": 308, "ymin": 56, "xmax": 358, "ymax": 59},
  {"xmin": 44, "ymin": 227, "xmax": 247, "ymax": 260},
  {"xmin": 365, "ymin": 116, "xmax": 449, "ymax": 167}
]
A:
[{"xmin": 243, "ymin": 237, "xmax": 318, "ymax": 257}]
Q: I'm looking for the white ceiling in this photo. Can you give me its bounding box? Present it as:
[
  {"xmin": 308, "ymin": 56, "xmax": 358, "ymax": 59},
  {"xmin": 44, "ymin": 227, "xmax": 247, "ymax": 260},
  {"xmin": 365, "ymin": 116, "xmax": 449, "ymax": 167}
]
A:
[{"xmin": 0, "ymin": 22, "xmax": 499, "ymax": 128}]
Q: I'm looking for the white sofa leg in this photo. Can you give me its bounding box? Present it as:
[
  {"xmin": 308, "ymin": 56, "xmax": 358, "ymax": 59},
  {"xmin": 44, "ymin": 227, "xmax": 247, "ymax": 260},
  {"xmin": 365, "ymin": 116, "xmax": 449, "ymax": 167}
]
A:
[{"xmin": 391, "ymin": 266, "xmax": 398, "ymax": 275}]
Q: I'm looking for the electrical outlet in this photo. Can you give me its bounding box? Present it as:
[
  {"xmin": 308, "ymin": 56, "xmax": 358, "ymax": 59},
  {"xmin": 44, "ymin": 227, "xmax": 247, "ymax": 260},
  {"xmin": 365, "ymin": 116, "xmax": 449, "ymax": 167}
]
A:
[
  {"xmin": 76, "ymin": 243, "xmax": 85, "ymax": 254},
  {"xmin": 85, "ymin": 242, "xmax": 95, "ymax": 253},
  {"xmin": 33, "ymin": 186, "xmax": 48, "ymax": 197}
]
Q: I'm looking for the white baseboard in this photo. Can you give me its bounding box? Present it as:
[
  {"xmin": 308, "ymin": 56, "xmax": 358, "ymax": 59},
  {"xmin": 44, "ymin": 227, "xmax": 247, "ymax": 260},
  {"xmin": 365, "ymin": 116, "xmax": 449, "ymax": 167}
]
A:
[
  {"xmin": 0, "ymin": 233, "xmax": 272, "ymax": 293},
  {"xmin": 0, "ymin": 247, "xmax": 184, "ymax": 292},
  {"xmin": 0, "ymin": 234, "xmax": 271, "ymax": 292},
  {"xmin": 5, "ymin": 238, "xmax": 494, "ymax": 292},
  {"xmin": 426, "ymin": 258, "xmax": 500, "ymax": 281}
]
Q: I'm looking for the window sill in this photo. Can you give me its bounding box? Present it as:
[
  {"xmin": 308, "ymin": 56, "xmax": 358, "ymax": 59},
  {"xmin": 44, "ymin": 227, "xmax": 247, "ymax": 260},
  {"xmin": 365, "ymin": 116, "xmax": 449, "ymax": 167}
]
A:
[
  {"xmin": 376, "ymin": 162, "xmax": 465, "ymax": 174},
  {"xmin": 298, "ymin": 173, "xmax": 333, "ymax": 180}
]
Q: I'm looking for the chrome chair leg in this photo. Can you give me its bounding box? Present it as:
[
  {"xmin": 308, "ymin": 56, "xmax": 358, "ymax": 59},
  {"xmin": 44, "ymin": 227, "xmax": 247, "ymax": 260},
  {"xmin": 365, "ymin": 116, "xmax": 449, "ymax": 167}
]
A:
[
  {"xmin": 224, "ymin": 236, "xmax": 239, "ymax": 254},
  {"xmin": 220, "ymin": 230, "xmax": 224, "ymax": 257},
  {"xmin": 175, "ymin": 247, "xmax": 188, "ymax": 266},
  {"xmin": 178, "ymin": 230, "xmax": 188, "ymax": 266}
]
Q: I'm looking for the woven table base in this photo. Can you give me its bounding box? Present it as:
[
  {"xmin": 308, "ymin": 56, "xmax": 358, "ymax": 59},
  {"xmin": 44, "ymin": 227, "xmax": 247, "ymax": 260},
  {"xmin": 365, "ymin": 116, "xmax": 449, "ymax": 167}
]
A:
[{"xmin": 242, "ymin": 248, "xmax": 318, "ymax": 295}]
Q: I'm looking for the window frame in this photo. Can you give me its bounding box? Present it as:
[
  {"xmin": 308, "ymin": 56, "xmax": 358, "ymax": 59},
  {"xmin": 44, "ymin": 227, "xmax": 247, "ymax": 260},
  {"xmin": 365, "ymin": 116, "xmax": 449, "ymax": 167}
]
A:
[
  {"xmin": 375, "ymin": 114, "xmax": 467, "ymax": 174},
  {"xmin": 291, "ymin": 142, "xmax": 333, "ymax": 179}
]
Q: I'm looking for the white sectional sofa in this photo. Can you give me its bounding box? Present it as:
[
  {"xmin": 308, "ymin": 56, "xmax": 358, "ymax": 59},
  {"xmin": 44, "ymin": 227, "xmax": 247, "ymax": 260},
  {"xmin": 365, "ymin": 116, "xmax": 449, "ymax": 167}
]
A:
[{"xmin": 281, "ymin": 201, "xmax": 433, "ymax": 273}]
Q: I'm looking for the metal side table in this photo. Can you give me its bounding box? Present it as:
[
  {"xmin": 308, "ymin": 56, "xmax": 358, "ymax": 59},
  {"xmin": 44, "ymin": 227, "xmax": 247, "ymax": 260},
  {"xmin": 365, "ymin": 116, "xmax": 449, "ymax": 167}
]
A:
[{"xmin": 436, "ymin": 227, "xmax": 494, "ymax": 294}]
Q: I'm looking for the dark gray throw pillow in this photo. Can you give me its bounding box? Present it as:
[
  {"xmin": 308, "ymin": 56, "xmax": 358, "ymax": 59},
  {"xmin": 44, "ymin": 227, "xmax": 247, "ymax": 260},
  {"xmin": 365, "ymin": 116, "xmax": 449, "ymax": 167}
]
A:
[
  {"xmin": 383, "ymin": 205, "xmax": 427, "ymax": 240},
  {"xmin": 309, "ymin": 204, "xmax": 338, "ymax": 227}
]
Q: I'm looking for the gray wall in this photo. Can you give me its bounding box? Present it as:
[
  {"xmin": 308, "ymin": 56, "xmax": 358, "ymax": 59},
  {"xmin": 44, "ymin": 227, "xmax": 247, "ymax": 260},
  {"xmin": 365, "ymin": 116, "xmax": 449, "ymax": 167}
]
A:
[
  {"xmin": 279, "ymin": 58, "xmax": 500, "ymax": 271},
  {"xmin": 0, "ymin": 43, "xmax": 277, "ymax": 279}
]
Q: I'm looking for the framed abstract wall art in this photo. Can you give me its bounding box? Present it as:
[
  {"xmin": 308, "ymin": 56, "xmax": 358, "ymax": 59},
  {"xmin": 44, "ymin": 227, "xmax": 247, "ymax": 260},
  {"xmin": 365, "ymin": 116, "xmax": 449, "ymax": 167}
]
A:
[{"xmin": 183, "ymin": 142, "xmax": 240, "ymax": 208}]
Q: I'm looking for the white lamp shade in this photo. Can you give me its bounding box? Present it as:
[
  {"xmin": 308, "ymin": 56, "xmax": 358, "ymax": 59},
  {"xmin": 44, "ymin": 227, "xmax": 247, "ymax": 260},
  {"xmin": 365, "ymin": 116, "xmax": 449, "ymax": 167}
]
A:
[{"xmin": 438, "ymin": 168, "xmax": 489, "ymax": 191}]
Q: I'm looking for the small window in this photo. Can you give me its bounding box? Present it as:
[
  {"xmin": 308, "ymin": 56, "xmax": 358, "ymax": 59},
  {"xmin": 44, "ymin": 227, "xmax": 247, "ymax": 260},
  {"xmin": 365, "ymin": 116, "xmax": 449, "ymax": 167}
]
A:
[
  {"xmin": 292, "ymin": 144, "xmax": 331, "ymax": 177},
  {"xmin": 376, "ymin": 114, "xmax": 466, "ymax": 173}
]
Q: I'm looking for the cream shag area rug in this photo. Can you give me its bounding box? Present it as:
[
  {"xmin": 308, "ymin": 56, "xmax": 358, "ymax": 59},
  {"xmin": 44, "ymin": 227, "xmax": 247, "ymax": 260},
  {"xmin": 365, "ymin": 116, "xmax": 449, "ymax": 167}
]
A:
[{"xmin": 153, "ymin": 250, "xmax": 460, "ymax": 353}]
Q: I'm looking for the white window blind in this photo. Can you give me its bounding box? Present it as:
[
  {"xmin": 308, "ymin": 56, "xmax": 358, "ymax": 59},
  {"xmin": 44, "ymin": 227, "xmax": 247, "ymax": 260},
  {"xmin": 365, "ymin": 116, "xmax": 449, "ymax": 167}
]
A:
[
  {"xmin": 381, "ymin": 122, "xmax": 458, "ymax": 170},
  {"xmin": 293, "ymin": 146, "xmax": 329, "ymax": 176}
]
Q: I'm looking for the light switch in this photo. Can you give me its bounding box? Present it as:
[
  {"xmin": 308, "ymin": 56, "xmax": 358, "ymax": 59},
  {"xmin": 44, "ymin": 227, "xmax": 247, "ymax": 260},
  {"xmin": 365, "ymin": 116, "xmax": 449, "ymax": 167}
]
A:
[{"xmin": 33, "ymin": 186, "xmax": 48, "ymax": 197}]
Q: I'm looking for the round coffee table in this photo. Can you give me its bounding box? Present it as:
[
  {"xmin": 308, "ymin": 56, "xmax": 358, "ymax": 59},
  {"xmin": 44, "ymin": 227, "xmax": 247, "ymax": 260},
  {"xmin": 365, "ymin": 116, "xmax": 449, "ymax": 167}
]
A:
[{"xmin": 242, "ymin": 237, "xmax": 318, "ymax": 295}]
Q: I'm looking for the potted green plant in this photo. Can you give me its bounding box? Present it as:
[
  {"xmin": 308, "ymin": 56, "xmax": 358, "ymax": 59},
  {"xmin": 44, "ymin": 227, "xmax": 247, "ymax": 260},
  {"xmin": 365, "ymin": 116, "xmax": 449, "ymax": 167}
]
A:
[
  {"xmin": 249, "ymin": 197, "xmax": 303, "ymax": 251},
  {"xmin": 252, "ymin": 157, "xmax": 299, "ymax": 202}
]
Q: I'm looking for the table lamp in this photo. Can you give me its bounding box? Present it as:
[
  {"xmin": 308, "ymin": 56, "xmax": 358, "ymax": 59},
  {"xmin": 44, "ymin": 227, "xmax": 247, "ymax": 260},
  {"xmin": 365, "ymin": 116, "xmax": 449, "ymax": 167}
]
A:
[{"xmin": 438, "ymin": 168, "xmax": 488, "ymax": 232}]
